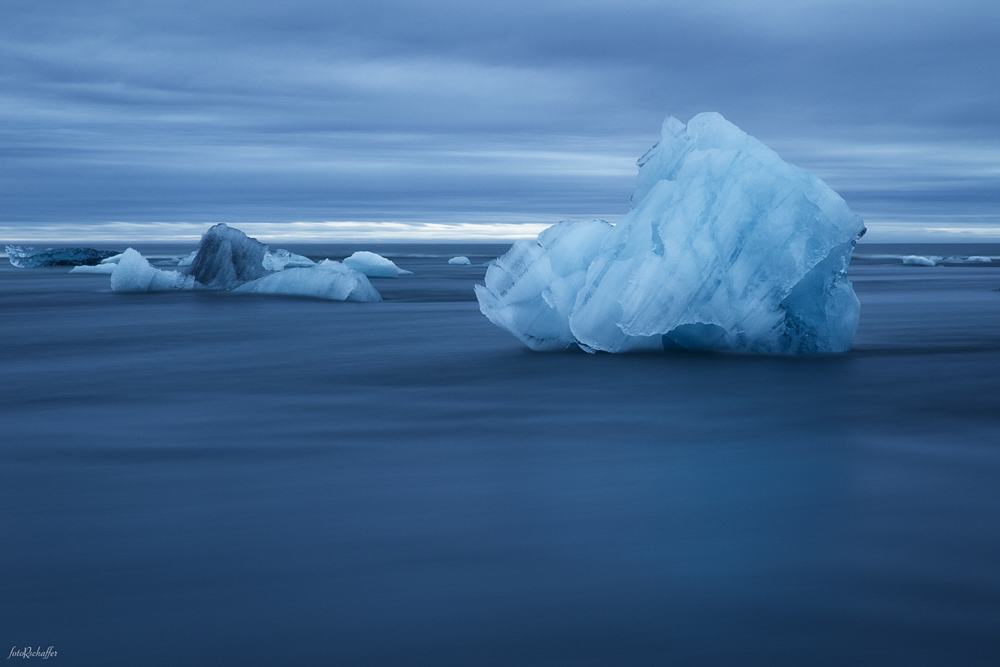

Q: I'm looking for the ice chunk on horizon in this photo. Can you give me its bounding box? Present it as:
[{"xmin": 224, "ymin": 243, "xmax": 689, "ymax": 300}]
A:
[
  {"xmin": 902, "ymin": 255, "xmax": 937, "ymax": 266},
  {"xmin": 343, "ymin": 251, "xmax": 412, "ymax": 277},
  {"xmin": 235, "ymin": 263, "xmax": 381, "ymax": 302},
  {"xmin": 477, "ymin": 112, "xmax": 866, "ymax": 354},
  {"xmin": 6, "ymin": 245, "xmax": 120, "ymax": 268},
  {"xmin": 448, "ymin": 256, "xmax": 472, "ymax": 265},
  {"xmin": 966, "ymin": 256, "xmax": 992, "ymax": 263},
  {"xmin": 110, "ymin": 248, "xmax": 195, "ymax": 292},
  {"xmin": 189, "ymin": 223, "xmax": 270, "ymax": 289}
]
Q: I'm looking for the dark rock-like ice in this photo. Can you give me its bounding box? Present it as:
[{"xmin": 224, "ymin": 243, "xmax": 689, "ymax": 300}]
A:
[
  {"xmin": 188, "ymin": 224, "xmax": 270, "ymax": 290},
  {"xmin": 6, "ymin": 245, "xmax": 120, "ymax": 268}
]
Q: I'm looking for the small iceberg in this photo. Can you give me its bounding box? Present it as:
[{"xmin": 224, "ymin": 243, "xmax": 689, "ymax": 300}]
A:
[
  {"xmin": 901, "ymin": 255, "xmax": 937, "ymax": 267},
  {"xmin": 263, "ymin": 249, "xmax": 315, "ymax": 270},
  {"xmin": 110, "ymin": 249, "xmax": 195, "ymax": 292},
  {"xmin": 177, "ymin": 251, "xmax": 197, "ymax": 267},
  {"xmin": 966, "ymin": 256, "xmax": 993, "ymax": 263},
  {"xmin": 235, "ymin": 262, "xmax": 381, "ymax": 302},
  {"xmin": 343, "ymin": 251, "xmax": 412, "ymax": 277},
  {"xmin": 6, "ymin": 245, "xmax": 120, "ymax": 268},
  {"xmin": 448, "ymin": 256, "xmax": 472, "ymax": 265}
]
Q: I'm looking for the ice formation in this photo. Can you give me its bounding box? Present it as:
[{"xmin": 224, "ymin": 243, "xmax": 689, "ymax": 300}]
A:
[
  {"xmin": 342, "ymin": 251, "xmax": 412, "ymax": 277},
  {"xmin": 99, "ymin": 253, "xmax": 124, "ymax": 265},
  {"xmin": 188, "ymin": 224, "xmax": 270, "ymax": 289},
  {"xmin": 902, "ymin": 255, "xmax": 936, "ymax": 267},
  {"xmin": 966, "ymin": 256, "xmax": 992, "ymax": 263},
  {"xmin": 70, "ymin": 263, "xmax": 117, "ymax": 274},
  {"xmin": 263, "ymin": 249, "xmax": 315, "ymax": 270},
  {"xmin": 477, "ymin": 112, "xmax": 866, "ymax": 354},
  {"xmin": 110, "ymin": 249, "xmax": 195, "ymax": 292},
  {"xmin": 448, "ymin": 256, "xmax": 472, "ymax": 265},
  {"xmin": 6, "ymin": 245, "xmax": 120, "ymax": 268},
  {"xmin": 475, "ymin": 220, "xmax": 613, "ymax": 351},
  {"xmin": 235, "ymin": 262, "xmax": 381, "ymax": 302},
  {"xmin": 176, "ymin": 251, "xmax": 197, "ymax": 267}
]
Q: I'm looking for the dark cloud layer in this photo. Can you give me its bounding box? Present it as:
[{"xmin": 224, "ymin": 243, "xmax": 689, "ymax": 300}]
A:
[{"xmin": 1, "ymin": 0, "xmax": 997, "ymax": 237}]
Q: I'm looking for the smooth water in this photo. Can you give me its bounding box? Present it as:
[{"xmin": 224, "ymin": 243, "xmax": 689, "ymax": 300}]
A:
[{"xmin": 2, "ymin": 244, "xmax": 999, "ymax": 665}]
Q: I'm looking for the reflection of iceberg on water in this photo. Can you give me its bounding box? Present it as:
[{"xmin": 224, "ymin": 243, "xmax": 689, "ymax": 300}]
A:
[
  {"xmin": 108, "ymin": 224, "xmax": 381, "ymax": 302},
  {"xmin": 477, "ymin": 112, "xmax": 867, "ymax": 354}
]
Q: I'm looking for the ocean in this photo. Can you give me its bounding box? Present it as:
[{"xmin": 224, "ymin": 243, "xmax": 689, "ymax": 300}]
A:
[{"xmin": 2, "ymin": 242, "xmax": 999, "ymax": 665}]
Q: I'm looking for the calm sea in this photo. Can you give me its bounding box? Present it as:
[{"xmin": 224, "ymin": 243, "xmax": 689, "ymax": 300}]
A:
[{"xmin": 2, "ymin": 243, "xmax": 999, "ymax": 665}]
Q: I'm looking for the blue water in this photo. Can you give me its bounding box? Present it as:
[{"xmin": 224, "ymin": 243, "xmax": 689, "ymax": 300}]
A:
[{"xmin": 2, "ymin": 244, "xmax": 999, "ymax": 665}]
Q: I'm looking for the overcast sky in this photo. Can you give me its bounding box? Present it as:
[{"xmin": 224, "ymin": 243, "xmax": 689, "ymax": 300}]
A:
[{"xmin": 2, "ymin": 0, "xmax": 998, "ymax": 241}]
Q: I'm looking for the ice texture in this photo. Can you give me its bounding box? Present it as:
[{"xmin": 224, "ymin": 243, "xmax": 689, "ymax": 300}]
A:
[
  {"xmin": 475, "ymin": 220, "xmax": 613, "ymax": 351},
  {"xmin": 189, "ymin": 224, "xmax": 270, "ymax": 289},
  {"xmin": 100, "ymin": 253, "xmax": 124, "ymax": 265},
  {"xmin": 342, "ymin": 251, "xmax": 411, "ymax": 277},
  {"xmin": 263, "ymin": 249, "xmax": 315, "ymax": 271},
  {"xmin": 902, "ymin": 255, "xmax": 937, "ymax": 266},
  {"xmin": 235, "ymin": 262, "xmax": 381, "ymax": 302},
  {"xmin": 477, "ymin": 112, "xmax": 866, "ymax": 354},
  {"xmin": 110, "ymin": 249, "xmax": 195, "ymax": 292},
  {"xmin": 448, "ymin": 256, "xmax": 472, "ymax": 265},
  {"xmin": 6, "ymin": 245, "xmax": 120, "ymax": 268}
]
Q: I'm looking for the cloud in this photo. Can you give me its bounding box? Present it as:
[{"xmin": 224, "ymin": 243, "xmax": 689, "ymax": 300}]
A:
[{"xmin": 1, "ymin": 0, "xmax": 997, "ymax": 238}]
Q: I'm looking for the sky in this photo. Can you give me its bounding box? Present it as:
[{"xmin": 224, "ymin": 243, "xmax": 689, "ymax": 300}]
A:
[{"xmin": 1, "ymin": 0, "xmax": 998, "ymax": 242}]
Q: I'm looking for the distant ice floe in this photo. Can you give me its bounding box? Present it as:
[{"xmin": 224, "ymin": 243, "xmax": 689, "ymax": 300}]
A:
[
  {"xmin": 104, "ymin": 223, "xmax": 382, "ymax": 302},
  {"xmin": 448, "ymin": 256, "xmax": 472, "ymax": 265},
  {"xmin": 901, "ymin": 255, "xmax": 937, "ymax": 267},
  {"xmin": 477, "ymin": 112, "xmax": 866, "ymax": 354},
  {"xmin": 343, "ymin": 251, "xmax": 412, "ymax": 277},
  {"xmin": 6, "ymin": 245, "xmax": 120, "ymax": 268}
]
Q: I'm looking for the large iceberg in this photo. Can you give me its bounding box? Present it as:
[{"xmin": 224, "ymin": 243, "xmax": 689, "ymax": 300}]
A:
[
  {"xmin": 6, "ymin": 245, "xmax": 120, "ymax": 268},
  {"xmin": 477, "ymin": 112, "xmax": 866, "ymax": 354}
]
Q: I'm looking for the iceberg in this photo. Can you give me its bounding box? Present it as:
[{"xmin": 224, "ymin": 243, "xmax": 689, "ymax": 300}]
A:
[
  {"xmin": 448, "ymin": 256, "xmax": 472, "ymax": 265},
  {"xmin": 475, "ymin": 220, "xmax": 613, "ymax": 351},
  {"xmin": 176, "ymin": 251, "xmax": 197, "ymax": 267},
  {"xmin": 901, "ymin": 255, "xmax": 936, "ymax": 267},
  {"xmin": 69, "ymin": 263, "xmax": 117, "ymax": 274},
  {"xmin": 188, "ymin": 223, "xmax": 270, "ymax": 289},
  {"xmin": 110, "ymin": 249, "xmax": 195, "ymax": 292},
  {"xmin": 263, "ymin": 249, "xmax": 316, "ymax": 271},
  {"xmin": 966, "ymin": 256, "xmax": 992, "ymax": 263},
  {"xmin": 477, "ymin": 112, "xmax": 866, "ymax": 354},
  {"xmin": 6, "ymin": 245, "xmax": 120, "ymax": 268},
  {"xmin": 235, "ymin": 263, "xmax": 381, "ymax": 302},
  {"xmin": 342, "ymin": 251, "xmax": 412, "ymax": 277},
  {"xmin": 99, "ymin": 253, "xmax": 124, "ymax": 265}
]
